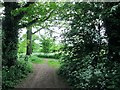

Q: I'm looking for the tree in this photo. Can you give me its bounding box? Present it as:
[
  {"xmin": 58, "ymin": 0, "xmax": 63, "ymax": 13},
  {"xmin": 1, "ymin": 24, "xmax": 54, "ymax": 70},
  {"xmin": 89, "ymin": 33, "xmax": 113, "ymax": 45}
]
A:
[
  {"xmin": 2, "ymin": 2, "xmax": 34, "ymax": 67},
  {"xmin": 23, "ymin": 2, "xmax": 60, "ymax": 55},
  {"xmin": 18, "ymin": 34, "xmax": 27, "ymax": 53},
  {"xmin": 40, "ymin": 35, "xmax": 54, "ymax": 53},
  {"xmin": 26, "ymin": 27, "xmax": 32, "ymax": 55},
  {"xmin": 2, "ymin": 2, "xmax": 58, "ymax": 67},
  {"xmin": 2, "ymin": 2, "xmax": 21, "ymax": 67}
]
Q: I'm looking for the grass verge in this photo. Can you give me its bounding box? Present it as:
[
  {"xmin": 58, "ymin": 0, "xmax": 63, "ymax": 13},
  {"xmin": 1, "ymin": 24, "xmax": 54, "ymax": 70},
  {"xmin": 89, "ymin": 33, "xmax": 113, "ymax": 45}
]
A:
[
  {"xmin": 29, "ymin": 55, "xmax": 45, "ymax": 64},
  {"xmin": 47, "ymin": 60, "xmax": 61, "ymax": 68}
]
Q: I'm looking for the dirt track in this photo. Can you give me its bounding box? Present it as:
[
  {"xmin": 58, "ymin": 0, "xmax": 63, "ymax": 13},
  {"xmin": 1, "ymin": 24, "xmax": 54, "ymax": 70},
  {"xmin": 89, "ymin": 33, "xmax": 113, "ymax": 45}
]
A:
[{"xmin": 15, "ymin": 59, "xmax": 69, "ymax": 88}]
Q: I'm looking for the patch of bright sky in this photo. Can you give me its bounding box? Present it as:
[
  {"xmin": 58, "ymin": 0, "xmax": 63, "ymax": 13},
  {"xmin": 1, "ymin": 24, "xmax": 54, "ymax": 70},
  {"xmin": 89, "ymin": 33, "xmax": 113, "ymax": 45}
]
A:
[
  {"xmin": 19, "ymin": 20, "xmax": 70, "ymax": 44},
  {"xmin": 0, "ymin": 7, "xmax": 4, "ymax": 18},
  {"xmin": 19, "ymin": 26, "xmax": 66, "ymax": 44}
]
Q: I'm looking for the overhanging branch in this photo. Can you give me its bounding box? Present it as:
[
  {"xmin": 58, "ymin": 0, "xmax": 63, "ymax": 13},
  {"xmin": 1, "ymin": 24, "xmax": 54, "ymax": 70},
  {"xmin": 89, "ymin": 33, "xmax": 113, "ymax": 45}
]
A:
[
  {"xmin": 32, "ymin": 26, "xmax": 60, "ymax": 35},
  {"xmin": 32, "ymin": 27, "xmax": 43, "ymax": 34},
  {"xmin": 19, "ymin": 10, "xmax": 54, "ymax": 29}
]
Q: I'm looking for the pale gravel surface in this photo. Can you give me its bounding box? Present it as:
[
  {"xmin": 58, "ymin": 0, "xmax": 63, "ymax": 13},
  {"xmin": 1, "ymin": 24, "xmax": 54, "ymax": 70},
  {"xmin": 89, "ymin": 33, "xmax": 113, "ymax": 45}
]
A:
[{"xmin": 15, "ymin": 59, "xmax": 69, "ymax": 88}]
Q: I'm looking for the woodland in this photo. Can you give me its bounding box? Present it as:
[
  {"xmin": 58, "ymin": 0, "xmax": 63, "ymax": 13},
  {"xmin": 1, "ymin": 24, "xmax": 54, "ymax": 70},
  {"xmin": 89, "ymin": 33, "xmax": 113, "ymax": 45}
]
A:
[{"xmin": 1, "ymin": 1, "xmax": 120, "ymax": 90}]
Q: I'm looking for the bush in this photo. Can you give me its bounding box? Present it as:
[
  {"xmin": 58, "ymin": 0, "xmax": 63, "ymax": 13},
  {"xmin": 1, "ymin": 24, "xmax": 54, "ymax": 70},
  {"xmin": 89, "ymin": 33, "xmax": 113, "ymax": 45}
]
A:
[{"xmin": 2, "ymin": 58, "xmax": 33, "ymax": 89}]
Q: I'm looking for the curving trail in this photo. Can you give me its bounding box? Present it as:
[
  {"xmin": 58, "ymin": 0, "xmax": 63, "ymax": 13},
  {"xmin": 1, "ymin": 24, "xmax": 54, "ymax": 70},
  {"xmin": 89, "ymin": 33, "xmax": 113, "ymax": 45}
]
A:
[{"xmin": 15, "ymin": 59, "xmax": 69, "ymax": 88}]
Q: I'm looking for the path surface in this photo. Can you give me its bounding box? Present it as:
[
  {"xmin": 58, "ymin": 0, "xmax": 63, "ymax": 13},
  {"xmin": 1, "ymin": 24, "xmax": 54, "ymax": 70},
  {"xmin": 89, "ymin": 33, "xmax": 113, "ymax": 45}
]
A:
[{"xmin": 15, "ymin": 59, "xmax": 69, "ymax": 88}]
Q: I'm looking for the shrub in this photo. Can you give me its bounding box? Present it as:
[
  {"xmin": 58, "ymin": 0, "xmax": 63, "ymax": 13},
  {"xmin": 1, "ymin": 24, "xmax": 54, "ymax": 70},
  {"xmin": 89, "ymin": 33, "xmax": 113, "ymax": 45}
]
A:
[{"xmin": 2, "ymin": 58, "xmax": 33, "ymax": 89}]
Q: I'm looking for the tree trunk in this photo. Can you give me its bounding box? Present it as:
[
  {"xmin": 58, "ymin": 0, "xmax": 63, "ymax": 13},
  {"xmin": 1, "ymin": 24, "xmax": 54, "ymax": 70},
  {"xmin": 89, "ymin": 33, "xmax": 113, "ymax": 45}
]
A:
[
  {"xmin": 26, "ymin": 27, "xmax": 32, "ymax": 55},
  {"xmin": 2, "ymin": 2, "xmax": 19, "ymax": 67}
]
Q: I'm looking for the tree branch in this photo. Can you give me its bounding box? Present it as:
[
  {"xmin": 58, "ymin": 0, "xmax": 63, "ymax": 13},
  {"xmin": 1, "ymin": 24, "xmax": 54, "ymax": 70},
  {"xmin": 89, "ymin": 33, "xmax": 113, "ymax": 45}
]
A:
[
  {"xmin": 32, "ymin": 26, "xmax": 60, "ymax": 35},
  {"xmin": 19, "ymin": 10, "xmax": 54, "ymax": 29},
  {"xmin": 32, "ymin": 27, "xmax": 43, "ymax": 34}
]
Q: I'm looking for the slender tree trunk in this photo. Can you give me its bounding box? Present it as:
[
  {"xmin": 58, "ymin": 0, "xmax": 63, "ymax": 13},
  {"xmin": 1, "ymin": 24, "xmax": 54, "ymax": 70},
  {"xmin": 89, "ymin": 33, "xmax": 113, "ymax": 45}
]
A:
[
  {"xmin": 26, "ymin": 27, "xmax": 32, "ymax": 55},
  {"xmin": 2, "ymin": 2, "xmax": 19, "ymax": 67}
]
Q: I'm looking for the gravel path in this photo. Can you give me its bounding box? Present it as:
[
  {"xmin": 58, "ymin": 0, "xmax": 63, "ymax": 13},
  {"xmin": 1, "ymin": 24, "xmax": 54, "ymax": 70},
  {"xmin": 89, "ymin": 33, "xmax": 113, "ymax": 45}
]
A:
[{"xmin": 15, "ymin": 59, "xmax": 69, "ymax": 88}]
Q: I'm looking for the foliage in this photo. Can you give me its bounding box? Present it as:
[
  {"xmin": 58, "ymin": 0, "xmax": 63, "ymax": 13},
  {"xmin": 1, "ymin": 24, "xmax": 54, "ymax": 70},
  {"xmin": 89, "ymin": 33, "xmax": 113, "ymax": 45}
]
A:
[
  {"xmin": 15, "ymin": 2, "xmax": 59, "ymax": 28},
  {"xmin": 32, "ymin": 34, "xmax": 41, "ymax": 53},
  {"xmin": 50, "ymin": 43, "xmax": 63, "ymax": 53},
  {"xmin": 2, "ymin": 58, "xmax": 33, "ymax": 89},
  {"xmin": 39, "ymin": 36, "xmax": 55, "ymax": 53},
  {"xmin": 59, "ymin": 2, "xmax": 120, "ymax": 89},
  {"xmin": 32, "ymin": 43, "xmax": 41, "ymax": 53},
  {"xmin": 18, "ymin": 34, "xmax": 27, "ymax": 53}
]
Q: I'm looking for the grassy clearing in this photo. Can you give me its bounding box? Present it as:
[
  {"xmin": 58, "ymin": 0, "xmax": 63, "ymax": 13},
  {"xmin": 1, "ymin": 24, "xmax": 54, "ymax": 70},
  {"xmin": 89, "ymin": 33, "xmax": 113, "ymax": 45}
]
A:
[
  {"xmin": 29, "ymin": 55, "xmax": 45, "ymax": 64},
  {"xmin": 28, "ymin": 55, "xmax": 61, "ymax": 68},
  {"xmin": 47, "ymin": 60, "xmax": 61, "ymax": 68}
]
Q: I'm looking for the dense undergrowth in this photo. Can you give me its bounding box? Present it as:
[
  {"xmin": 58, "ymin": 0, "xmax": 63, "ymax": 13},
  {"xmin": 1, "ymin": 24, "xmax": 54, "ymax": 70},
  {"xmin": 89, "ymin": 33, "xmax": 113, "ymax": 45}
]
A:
[{"xmin": 2, "ymin": 57, "xmax": 33, "ymax": 90}]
